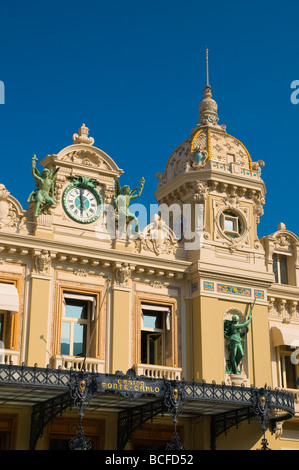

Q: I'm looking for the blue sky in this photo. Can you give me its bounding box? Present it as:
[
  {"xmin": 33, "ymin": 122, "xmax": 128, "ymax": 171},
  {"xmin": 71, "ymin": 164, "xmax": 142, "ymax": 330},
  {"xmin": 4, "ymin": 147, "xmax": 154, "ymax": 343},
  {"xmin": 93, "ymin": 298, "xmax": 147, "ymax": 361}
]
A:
[{"xmin": 0, "ymin": 0, "xmax": 299, "ymax": 237}]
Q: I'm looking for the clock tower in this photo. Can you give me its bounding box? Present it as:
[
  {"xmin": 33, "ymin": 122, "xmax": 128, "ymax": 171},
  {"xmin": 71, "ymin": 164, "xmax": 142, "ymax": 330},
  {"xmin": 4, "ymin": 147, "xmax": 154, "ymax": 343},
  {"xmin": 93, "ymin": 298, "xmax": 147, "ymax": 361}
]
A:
[{"xmin": 29, "ymin": 123, "xmax": 123, "ymax": 242}]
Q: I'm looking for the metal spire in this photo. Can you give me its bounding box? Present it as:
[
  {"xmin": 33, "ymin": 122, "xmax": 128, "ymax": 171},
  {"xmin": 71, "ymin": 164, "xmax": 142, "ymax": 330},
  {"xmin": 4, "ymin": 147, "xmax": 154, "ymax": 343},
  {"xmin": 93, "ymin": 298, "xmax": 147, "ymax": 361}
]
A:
[
  {"xmin": 197, "ymin": 47, "xmax": 220, "ymax": 127},
  {"xmin": 205, "ymin": 48, "xmax": 209, "ymax": 88}
]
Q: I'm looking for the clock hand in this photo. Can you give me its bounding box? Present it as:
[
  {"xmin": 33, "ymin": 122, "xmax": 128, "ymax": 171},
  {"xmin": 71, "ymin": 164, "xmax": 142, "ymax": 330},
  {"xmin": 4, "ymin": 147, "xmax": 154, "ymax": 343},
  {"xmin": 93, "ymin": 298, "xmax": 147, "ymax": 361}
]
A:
[{"xmin": 80, "ymin": 189, "xmax": 84, "ymax": 216}]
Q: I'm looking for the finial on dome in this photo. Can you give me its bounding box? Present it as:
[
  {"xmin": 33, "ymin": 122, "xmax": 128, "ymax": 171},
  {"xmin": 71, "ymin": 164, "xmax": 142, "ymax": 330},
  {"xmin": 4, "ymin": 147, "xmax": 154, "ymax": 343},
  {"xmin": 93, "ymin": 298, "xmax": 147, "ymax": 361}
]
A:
[
  {"xmin": 197, "ymin": 48, "xmax": 220, "ymax": 128},
  {"xmin": 206, "ymin": 48, "xmax": 209, "ymax": 88},
  {"xmin": 278, "ymin": 222, "xmax": 286, "ymax": 231},
  {"xmin": 72, "ymin": 123, "xmax": 95, "ymax": 145}
]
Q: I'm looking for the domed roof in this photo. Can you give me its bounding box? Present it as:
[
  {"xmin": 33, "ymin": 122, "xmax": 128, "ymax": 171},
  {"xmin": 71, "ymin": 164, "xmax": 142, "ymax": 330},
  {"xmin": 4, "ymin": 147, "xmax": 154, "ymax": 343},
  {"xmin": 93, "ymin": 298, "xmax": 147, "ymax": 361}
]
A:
[
  {"xmin": 157, "ymin": 83, "xmax": 262, "ymax": 187},
  {"xmin": 163, "ymin": 126, "xmax": 252, "ymax": 181}
]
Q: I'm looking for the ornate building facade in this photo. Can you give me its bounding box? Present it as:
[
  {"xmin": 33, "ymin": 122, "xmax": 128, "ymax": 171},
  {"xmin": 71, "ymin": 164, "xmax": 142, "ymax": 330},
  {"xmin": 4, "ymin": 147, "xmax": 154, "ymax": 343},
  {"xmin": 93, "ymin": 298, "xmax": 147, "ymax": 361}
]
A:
[{"xmin": 0, "ymin": 71, "xmax": 298, "ymax": 450}]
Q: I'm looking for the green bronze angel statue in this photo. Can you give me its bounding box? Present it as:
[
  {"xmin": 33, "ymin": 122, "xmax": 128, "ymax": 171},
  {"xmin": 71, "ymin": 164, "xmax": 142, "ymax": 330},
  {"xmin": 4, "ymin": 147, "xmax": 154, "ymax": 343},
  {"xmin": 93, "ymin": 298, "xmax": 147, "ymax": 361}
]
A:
[
  {"xmin": 224, "ymin": 299, "xmax": 255, "ymax": 375},
  {"xmin": 27, "ymin": 154, "xmax": 60, "ymax": 217},
  {"xmin": 113, "ymin": 176, "xmax": 145, "ymax": 234}
]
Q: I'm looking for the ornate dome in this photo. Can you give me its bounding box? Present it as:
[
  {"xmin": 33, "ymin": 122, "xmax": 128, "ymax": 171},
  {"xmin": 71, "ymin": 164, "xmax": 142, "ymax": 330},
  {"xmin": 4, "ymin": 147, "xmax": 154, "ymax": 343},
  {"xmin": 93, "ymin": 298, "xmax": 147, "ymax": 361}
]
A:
[
  {"xmin": 157, "ymin": 67, "xmax": 264, "ymax": 187},
  {"xmin": 160, "ymin": 126, "xmax": 254, "ymax": 185}
]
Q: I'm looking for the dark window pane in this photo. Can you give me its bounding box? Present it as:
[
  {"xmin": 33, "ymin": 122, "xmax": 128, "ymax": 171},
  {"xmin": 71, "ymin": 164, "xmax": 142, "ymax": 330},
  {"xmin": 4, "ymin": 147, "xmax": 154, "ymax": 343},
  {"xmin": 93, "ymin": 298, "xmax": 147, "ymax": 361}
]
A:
[
  {"xmin": 280, "ymin": 255, "xmax": 288, "ymax": 285},
  {"xmin": 149, "ymin": 334, "xmax": 163, "ymax": 365},
  {"xmin": 141, "ymin": 331, "xmax": 148, "ymax": 364},
  {"xmin": 273, "ymin": 254, "xmax": 279, "ymax": 283},
  {"xmin": 0, "ymin": 314, "xmax": 4, "ymax": 342},
  {"xmin": 285, "ymin": 356, "xmax": 296, "ymax": 389}
]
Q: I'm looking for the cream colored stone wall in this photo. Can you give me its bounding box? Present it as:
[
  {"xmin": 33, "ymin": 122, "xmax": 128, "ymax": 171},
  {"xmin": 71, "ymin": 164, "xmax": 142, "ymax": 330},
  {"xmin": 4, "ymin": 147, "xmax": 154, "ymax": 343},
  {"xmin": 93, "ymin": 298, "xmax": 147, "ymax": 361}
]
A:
[{"xmin": 0, "ymin": 121, "xmax": 298, "ymax": 450}]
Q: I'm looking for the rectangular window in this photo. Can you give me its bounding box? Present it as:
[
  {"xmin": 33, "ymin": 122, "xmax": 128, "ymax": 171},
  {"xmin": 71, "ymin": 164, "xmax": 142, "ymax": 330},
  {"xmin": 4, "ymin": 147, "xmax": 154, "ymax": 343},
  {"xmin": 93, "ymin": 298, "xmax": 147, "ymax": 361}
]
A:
[
  {"xmin": 273, "ymin": 253, "xmax": 288, "ymax": 284},
  {"xmin": 224, "ymin": 214, "xmax": 239, "ymax": 235},
  {"xmin": 278, "ymin": 346, "xmax": 298, "ymax": 389},
  {"xmin": 60, "ymin": 294, "xmax": 95, "ymax": 358},
  {"xmin": 140, "ymin": 304, "xmax": 171, "ymax": 366},
  {"xmin": 0, "ymin": 313, "xmax": 4, "ymax": 343}
]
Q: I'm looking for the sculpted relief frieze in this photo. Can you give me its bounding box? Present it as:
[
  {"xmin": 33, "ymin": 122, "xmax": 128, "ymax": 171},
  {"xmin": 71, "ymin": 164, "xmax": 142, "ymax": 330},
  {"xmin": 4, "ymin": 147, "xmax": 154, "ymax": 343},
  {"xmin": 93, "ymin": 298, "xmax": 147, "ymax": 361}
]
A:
[
  {"xmin": 135, "ymin": 215, "xmax": 178, "ymax": 256},
  {"xmin": 0, "ymin": 184, "xmax": 24, "ymax": 230},
  {"xmin": 58, "ymin": 149, "xmax": 111, "ymax": 170}
]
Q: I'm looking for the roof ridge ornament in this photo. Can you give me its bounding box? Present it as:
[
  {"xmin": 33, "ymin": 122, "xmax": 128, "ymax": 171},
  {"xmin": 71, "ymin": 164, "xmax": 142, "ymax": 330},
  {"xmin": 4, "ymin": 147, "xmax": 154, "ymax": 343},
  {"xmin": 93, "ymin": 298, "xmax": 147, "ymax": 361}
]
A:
[{"xmin": 72, "ymin": 123, "xmax": 95, "ymax": 146}]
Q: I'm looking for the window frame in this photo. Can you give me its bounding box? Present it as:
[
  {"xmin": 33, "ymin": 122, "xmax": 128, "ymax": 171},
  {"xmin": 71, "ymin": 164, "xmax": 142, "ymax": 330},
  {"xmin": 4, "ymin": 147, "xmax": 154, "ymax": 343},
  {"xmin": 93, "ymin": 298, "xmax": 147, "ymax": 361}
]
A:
[
  {"xmin": 273, "ymin": 252, "xmax": 290, "ymax": 285},
  {"xmin": 134, "ymin": 295, "xmax": 178, "ymax": 369},
  {"xmin": 277, "ymin": 346, "xmax": 299, "ymax": 390},
  {"xmin": 0, "ymin": 276, "xmax": 21, "ymax": 352},
  {"xmin": 141, "ymin": 306, "xmax": 170, "ymax": 365},
  {"xmin": 61, "ymin": 294, "xmax": 95, "ymax": 357},
  {"xmin": 221, "ymin": 211, "xmax": 241, "ymax": 238},
  {"xmin": 53, "ymin": 284, "xmax": 104, "ymax": 361}
]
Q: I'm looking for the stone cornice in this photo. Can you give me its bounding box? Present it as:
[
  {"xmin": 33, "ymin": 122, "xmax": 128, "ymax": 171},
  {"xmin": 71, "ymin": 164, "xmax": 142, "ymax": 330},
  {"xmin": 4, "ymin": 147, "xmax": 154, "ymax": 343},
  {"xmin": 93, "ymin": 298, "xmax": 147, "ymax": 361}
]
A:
[
  {"xmin": 155, "ymin": 168, "xmax": 266, "ymax": 201},
  {"xmin": 0, "ymin": 232, "xmax": 191, "ymax": 277},
  {"xmin": 267, "ymin": 283, "xmax": 299, "ymax": 299}
]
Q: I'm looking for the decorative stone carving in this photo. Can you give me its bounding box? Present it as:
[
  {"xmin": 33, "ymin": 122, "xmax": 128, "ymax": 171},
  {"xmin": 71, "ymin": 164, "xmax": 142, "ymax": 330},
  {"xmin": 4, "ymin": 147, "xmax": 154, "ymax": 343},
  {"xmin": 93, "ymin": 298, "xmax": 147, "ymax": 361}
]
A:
[
  {"xmin": 135, "ymin": 215, "xmax": 178, "ymax": 256},
  {"xmin": 72, "ymin": 124, "xmax": 95, "ymax": 146},
  {"xmin": 192, "ymin": 181, "xmax": 209, "ymax": 203},
  {"xmin": 214, "ymin": 200, "xmax": 249, "ymax": 249},
  {"xmin": 34, "ymin": 250, "xmax": 51, "ymax": 275},
  {"xmin": 150, "ymin": 280, "xmax": 165, "ymax": 289},
  {"xmin": 115, "ymin": 263, "xmax": 131, "ymax": 287},
  {"xmin": 54, "ymin": 175, "xmax": 67, "ymax": 203},
  {"xmin": 288, "ymin": 300, "xmax": 298, "ymax": 318},
  {"xmin": 0, "ymin": 184, "xmax": 24, "ymax": 229},
  {"xmin": 223, "ymin": 186, "xmax": 239, "ymax": 208},
  {"xmin": 275, "ymin": 421, "xmax": 283, "ymax": 439},
  {"xmin": 60, "ymin": 149, "xmax": 111, "ymax": 170},
  {"xmin": 274, "ymin": 233, "xmax": 295, "ymax": 252},
  {"xmin": 268, "ymin": 295, "xmax": 299, "ymax": 324},
  {"xmin": 277, "ymin": 299, "xmax": 286, "ymax": 318},
  {"xmin": 251, "ymin": 159, "xmax": 265, "ymax": 176},
  {"xmin": 282, "ymin": 300, "xmax": 298, "ymax": 323},
  {"xmin": 190, "ymin": 148, "xmax": 208, "ymax": 170},
  {"xmin": 73, "ymin": 268, "xmax": 88, "ymax": 277}
]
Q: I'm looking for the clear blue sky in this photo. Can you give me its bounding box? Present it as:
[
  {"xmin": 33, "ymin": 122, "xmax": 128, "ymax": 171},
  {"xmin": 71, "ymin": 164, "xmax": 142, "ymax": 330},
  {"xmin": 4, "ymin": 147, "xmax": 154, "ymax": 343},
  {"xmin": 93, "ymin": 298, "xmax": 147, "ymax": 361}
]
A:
[{"xmin": 0, "ymin": 0, "xmax": 299, "ymax": 237}]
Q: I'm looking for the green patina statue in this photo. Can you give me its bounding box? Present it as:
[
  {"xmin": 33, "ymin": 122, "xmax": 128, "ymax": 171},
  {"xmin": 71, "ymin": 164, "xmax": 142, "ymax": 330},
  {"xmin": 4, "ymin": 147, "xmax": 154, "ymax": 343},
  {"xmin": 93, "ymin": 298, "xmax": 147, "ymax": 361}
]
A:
[
  {"xmin": 114, "ymin": 177, "xmax": 145, "ymax": 234},
  {"xmin": 224, "ymin": 301, "xmax": 255, "ymax": 375},
  {"xmin": 27, "ymin": 154, "xmax": 60, "ymax": 217}
]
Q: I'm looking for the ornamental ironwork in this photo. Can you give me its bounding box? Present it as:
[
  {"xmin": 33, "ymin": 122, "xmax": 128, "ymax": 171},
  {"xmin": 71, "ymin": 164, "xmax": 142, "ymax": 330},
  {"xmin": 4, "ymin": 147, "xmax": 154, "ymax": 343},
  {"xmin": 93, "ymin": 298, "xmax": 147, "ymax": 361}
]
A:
[
  {"xmin": 68, "ymin": 368, "xmax": 97, "ymax": 450},
  {"xmin": 0, "ymin": 364, "xmax": 295, "ymax": 450},
  {"xmin": 164, "ymin": 379, "xmax": 186, "ymax": 449}
]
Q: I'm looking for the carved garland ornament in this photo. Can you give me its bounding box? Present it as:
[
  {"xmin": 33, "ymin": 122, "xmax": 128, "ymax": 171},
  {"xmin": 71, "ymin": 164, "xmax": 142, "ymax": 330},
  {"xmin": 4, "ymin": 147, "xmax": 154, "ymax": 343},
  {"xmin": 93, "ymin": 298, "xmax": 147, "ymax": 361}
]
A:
[{"xmin": 135, "ymin": 215, "xmax": 178, "ymax": 256}]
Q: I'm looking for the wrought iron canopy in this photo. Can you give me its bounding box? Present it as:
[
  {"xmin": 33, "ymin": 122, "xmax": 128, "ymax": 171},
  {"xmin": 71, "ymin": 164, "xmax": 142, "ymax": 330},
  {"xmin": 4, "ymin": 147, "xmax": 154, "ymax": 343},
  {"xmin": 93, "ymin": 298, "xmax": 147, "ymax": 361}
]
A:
[
  {"xmin": 0, "ymin": 364, "xmax": 294, "ymax": 416},
  {"xmin": 0, "ymin": 364, "xmax": 295, "ymax": 450}
]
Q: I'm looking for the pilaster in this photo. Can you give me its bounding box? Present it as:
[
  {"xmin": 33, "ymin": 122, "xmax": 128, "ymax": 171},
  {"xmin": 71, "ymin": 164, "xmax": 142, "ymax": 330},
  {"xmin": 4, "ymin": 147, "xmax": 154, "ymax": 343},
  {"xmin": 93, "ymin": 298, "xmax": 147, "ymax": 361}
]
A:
[{"xmin": 110, "ymin": 263, "xmax": 132, "ymax": 373}]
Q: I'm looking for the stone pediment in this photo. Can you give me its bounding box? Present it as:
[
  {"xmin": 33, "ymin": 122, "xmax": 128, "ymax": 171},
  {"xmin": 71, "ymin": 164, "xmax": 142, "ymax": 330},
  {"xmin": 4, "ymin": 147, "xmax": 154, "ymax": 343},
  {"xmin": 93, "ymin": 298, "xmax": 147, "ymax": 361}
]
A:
[
  {"xmin": 57, "ymin": 147, "xmax": 112, "ymax": 171},
  {"xmin": 40, "ymin": 124, "xmax": 123, "ymax": 180}
]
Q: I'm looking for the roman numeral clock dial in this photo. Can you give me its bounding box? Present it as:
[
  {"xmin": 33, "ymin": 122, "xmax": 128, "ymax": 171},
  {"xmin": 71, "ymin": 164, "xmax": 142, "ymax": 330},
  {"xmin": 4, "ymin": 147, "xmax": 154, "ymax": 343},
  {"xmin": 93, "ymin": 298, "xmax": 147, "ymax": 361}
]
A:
[{"xmin": 62, "ymin": 177, "xmax": 103, "ymax": 224}]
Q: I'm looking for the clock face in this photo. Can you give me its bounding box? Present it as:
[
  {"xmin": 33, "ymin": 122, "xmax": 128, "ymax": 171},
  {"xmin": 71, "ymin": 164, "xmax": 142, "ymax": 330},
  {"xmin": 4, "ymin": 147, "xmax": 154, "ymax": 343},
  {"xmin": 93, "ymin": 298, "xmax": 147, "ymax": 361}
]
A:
[{"xmin": 62, "ymin": 185, "xmax": 102, "ymax": 224}]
